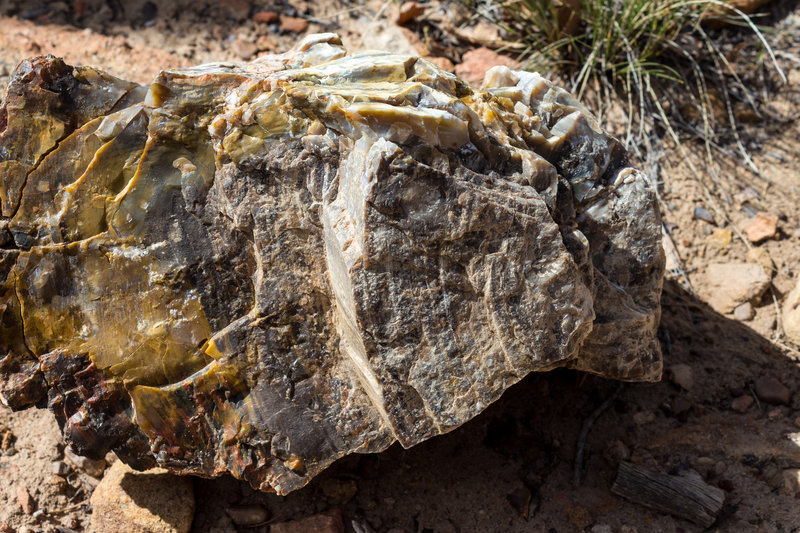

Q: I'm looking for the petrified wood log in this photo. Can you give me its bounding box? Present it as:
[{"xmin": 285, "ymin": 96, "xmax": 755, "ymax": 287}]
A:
[{"xmin": 0, "ymin": 34, "xmax": 664, "ymax": 494}]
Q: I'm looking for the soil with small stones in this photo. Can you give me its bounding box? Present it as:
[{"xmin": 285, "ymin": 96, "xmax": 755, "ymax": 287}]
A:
[{"xmin": 1, "ymin": 1, "xmax": 800, "ymax": 532}]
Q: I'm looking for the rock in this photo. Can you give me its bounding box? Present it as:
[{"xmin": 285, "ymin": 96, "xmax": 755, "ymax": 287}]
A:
[
  {"xmin": 669, "ymin": 364, "xmax": 694, "ymax": 390},
  {"xmin": 0, "ymin": 36, "xmax": 664, "ymax": 495},
  {"xmin": 754, "ymin": 376, "xmax": 791, "ymax": 405},
  {"xmin": 65, "ymin": 447, "xmax": 107, "ymax": 478},
  {"xmin": 745, "ymin": 247, "xmax": 774, "ymax": 277},
  {"xmin": 706, "ymin": 228, "xmax": 732, "ymax": 248},
  {"xmin": 783, "ymin": 468, "xmax": 800, "ymax": 495},
  {"xmin": 425, "ymin": 56, "xmax": 455, "ymax": 72},
  {"xmin": 231, "ymin": 37, "xmax": 258, "ymax": 60},
  {"xmin": 15, "ymin": 486, "xmax": 35, "ymax": 514},
  {"xmin": 280, "ymin": 16, "xmax": 308, "ymax": 33},
  {"xmin": 783, "ymin": 278, "xmax": 800, "ymax": 344},
  {"xmin": 51, "ymin": 460, "xmax": 72, "ymax": 476},
  {"xmin": 590, "ymin": 525, "xmax": 613, "ymax": 533},
  {"xmin": 253, "ymin": 11, "xmax": 279, "ymax": 24},
  {"xmin": 742, "ymin": 212, "xmax": 778, "ymax": 243},
  {"xmin": 731, "ymin": 395, "xmax": 754, "ymax": 413},
  {"xmin": 455, "ymin": 47, "xmax": 520, "ymax": 87},
  {"xmin": 271, "ymin": 509, "xmax": 344, "ymax": 533},
  {"xmin": 734, "ymin": 302, "xmax": 755, "ymax": 321},
  {"xmin": 693, "ymin": 206, "xmax": 715, "ymax": 224},
  {"xmin": 225, "ymin": 505, "xmax": 268, "ymax": 527},
  {"xmin": 90, "ymin": 461, "xmax": 194, "ymax": 533},
  {"xmin": 634, "ymin": 411, "xmax": 655, "ymax": 425},
  {"xmin": 702, "ymin": 263, "xmax": 770, "ymax": 313},
  {"xmin": 396, "ymin": 1, "xmax": 425, "ymax": 25}
]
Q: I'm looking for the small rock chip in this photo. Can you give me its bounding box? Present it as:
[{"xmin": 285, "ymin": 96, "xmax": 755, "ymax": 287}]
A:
[
  {"xmin": 231, "ymin": 37, "xmax": 258, "ymax": 60},
  {"xmin": 226, "ymin": 505, "xmax": 268, "ymax": 527},
  {"xmin": 669, "ymin": 364, "xmax": 694, "ymax": 390},
  {"xmin": 17, "ymin": 486, "xmax": 36, "ymax": 514},
  {"xmin": 745, "ymin": 247, "xmax": 774, "ymax": 277},
  {"xmin": 590, "ymin": 525, "xmax": 613, "ymax": 533},
  {"xmin": 16, "ymin": 486, "xmax": 35, "ymax": 514},
  {"xmin": 455, "ymin": 47, "xmax": 520, "ymax": 87},
  {"xmin": 783, "ymin": 278, "xmax": 800, "ymax": 345},
  {"xmin": 706, "ymin": 228, "xmax": 732, "ymax": 248},
  {"xmin": 783, "ymin": 468, "xmax": 800, "ymax": 495},
  {"xmin": 271, "ymin": 509, "xmax": 345, "ymax": 533},
  {"xmin": 90, "ymin": 461, "xmax": 194, "ymax": 533},
  {"xmin": 252, "ymin": 11, "xmax": 279, "ymax": 24},
  {"xmin": 51, "ymin": 461, "xmax": 71, "ymax": 476},
  {"xmin": 693, "ymin": 206, "xmax": 715, "ymax": 224},
  {"xmin": 633, "ymin": 411, "xmax": 655, "ymax": 425},
  {"xmin": 424, "ymin": 56, "xmax": 455, "ymax": 72},
  {"xmin": 733, "ymin": 302, "xmax": 755, "ymax": 321},
  {"xmin": 65, "ymin": 447, "xmax": 107, "ymax": 478},
  {"xmin": 280, "ymin": 16, "xmax": 309, "ymax": 33},
  {"xmin": 396, "ymin": 1, "xmax": 425, "ymax": 25},
  {"xmin": 742, "ymin": 212, "xmax": 778, "ymax": 243},
  {"xmin": 731, "ymin": 395, "xmax": 754, "ymax": 413},
  {"xmin": 754, "ymin": 376, "xmax": 791, "ymax": 405},
  {"xmin": 702, "ymin": 262, "xmax": 770, "ymax": 314}
]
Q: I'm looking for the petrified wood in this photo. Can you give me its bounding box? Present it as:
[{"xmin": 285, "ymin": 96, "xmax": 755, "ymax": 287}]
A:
[{"xmin": 0, "ymin": 34, "xmax": 664, "ymax": 494}]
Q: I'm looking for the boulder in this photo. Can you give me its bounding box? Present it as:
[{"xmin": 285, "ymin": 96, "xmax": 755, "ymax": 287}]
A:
[
  {"xmin": 0, "ymin": 34, "xmax": 664, "ymax": 494},
  {"xmin": 90, "ymin": 461, "xmax": 194, "ymax": 533}
]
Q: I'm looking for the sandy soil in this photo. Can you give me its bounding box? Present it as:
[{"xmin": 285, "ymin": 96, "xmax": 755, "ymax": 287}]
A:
[{"xmin": 1, "ymin": 1, "xmax": 800, "ymax": 532}]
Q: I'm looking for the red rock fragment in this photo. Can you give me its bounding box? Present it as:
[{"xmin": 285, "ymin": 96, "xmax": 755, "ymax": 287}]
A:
[
  {"xmin": 396, "ymin": 1, "xmax": 425, "ymax": 25},
  {"xmin": 253, "ymin": 11, "xmax": 279, "ymax": 24},
  {"xmin": 16, "ymin": 486, "xmax": 35, "ymax": 515},
  {"xmin": 280, "ymin": 16, "xmax": 309, "ymax": 33},
  {"xmin": 754, "ymin": 376, "xmax": 791, "ymax": 405},
  {"xmin": 271, "ymin": 510, "xmax": 344, "ymax": 533},
  {"xmin": 731, "ymin": 395, "xmax": 753, "ymax": 413},
  {"xmin": 425, "ymin": 56, "xmax": 455, "ymax": 72},
  {"xmin": 742, "ymin": 212, "xmax": 778, "ymax": 243},
  {"xmin": 455, "ymin": 47, "xmax": 520, "ymax": 88}
]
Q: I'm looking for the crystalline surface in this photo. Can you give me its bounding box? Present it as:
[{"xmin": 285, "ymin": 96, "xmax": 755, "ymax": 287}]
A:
[{"xmin": 0, "ymin": 34, "xmax": 664, "ymax": 494}]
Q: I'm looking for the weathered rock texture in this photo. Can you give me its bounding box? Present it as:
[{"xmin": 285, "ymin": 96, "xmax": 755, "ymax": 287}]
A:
[{"xmin": 0, "ymin": 34, "xmax": 664, "ymax": 494}]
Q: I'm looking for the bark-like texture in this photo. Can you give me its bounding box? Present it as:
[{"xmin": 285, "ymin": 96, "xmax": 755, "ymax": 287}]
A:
[{"xmin": 0, "ymin": 34, "xmax": 664, "ymax": 494}]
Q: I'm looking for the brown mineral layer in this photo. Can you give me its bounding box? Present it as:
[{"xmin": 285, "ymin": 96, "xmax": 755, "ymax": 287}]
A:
[{"xmin": 0, "ymin": 34, "xmax": 664, "ymax": 495}]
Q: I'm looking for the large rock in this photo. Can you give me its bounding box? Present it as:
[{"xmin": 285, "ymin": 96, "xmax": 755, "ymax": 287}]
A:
[
  {"xmin": 0, "ymin": 34, "xmax": 664, "ymax": 494},
  {"xmin": 90, "ymin": 460, "xmax": 194, "ymax": 533}
]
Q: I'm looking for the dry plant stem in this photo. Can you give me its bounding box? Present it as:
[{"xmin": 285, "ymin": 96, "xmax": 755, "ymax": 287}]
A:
[{"xmin": 574, "ymin": 383, "xmax": 623, "ymax": 484}]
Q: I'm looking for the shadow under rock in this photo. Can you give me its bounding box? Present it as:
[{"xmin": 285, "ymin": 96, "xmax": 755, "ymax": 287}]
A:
[{"xmin": 192, "ymin": 280, "xmax": 800, "ymax": 533}]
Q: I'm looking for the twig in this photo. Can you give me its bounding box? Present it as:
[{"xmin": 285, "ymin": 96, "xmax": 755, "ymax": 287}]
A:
[
  {"xmin": 574, "ymin": 383, "xmax": 623, "ymax": 484},
  {"xmin": 748, "ymin": 383, "xmax": 764, "ymax": 417}
]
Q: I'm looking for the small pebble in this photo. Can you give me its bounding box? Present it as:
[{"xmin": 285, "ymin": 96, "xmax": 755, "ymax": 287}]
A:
[
  {"xmin": 252, "ymin": 11, "xmax": 279, "ymax": 24},
  {"xmin": 742, "ymin": 212, "xmax": 778, "ymax": 243},
  {"xmin": 52, "ymin": 460, "xmax": 71, "ymax": 476},
  {"xmin": 754, "ymin": 376, "xmax": 791, "ymax": 405},
  {"xmin": 16, "ymin": 486, "xmax": 35, "ymax": 514},
  {"xmin": 65, "ymin": 447, "xmax": 107, "ymax": 478},
  {"xmin": 693, "ymin": 206, "xmax": 715, "ymax": 224},
  {"xmin": 226, "ymin": 505, "xmax": 269, "ymax": 527},
  {"xmin": 669, "ymin": 364, "xmax": 694, "ymax": 390},
  {"xmin": 280, "ymin": 16, "xmax": 308, "ymax": 33},
  {"xmin": 633, "ymin": 411, "xmax": 655, "ymax": 425},
  {"xmin": 783, "ymin": 468, "xmax": 800, "ymax": 495},
  {"xmin": 731, "ymin": 395, "xmax": 754, "ymax": 413},
  {"xmin": 734, "ymin": 302, "xmax": 755, "ymax": 321},
  {"xmin": 396, "ymin": 1, "xmax": 425, "ymax": 25}
]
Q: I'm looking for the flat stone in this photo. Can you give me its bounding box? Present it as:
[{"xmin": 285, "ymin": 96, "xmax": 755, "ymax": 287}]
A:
[
  {"xmin": 731, "ymin": 395, "xmax": 754, "ymax": 413},
  {"xmin": 280, "ymin": 16, "xmax": 308, "ymax": 33},
  {"xmin": 455, "ymin": 47, "xmax": 520, "ymax": 87},
  {"xmin": 0, "ymin": 35, "xmax": 664, "ymax": 495},
  {"xmin": 733, "ymin": 302, "xmax": 755, "ymax": 321},
  {"xmin": 669, "ymin": 364, "xmax": 694, "ymax": 390},
  {"xmin": 253, "ymin": 11, "xmax": 279, "ymax": 24},
  {"xmin": 90, "ymin": 461, "xmax": 194, "ymax": 533},
  {"xmin": 702, "ymin": 262, "xmax": 770, "ymax": 314},
  {"xmin": 742, "ymin": 212, "xmax": 778, "ymax": 243},
  {"xmin": 754, "ymin": 376, "xmax": 791, "ymax": 405},
  {"xmin": 271, "ymin": 510, "xmax": 344, "ymax": 533},
  {"xmin": 15, "ymin": 486, "xmax": 35, "ymax": 515},
  {"xmin": 396, "ymin": 1, "xmax": 425, "ymax": 25},
  {"xmin": 783, "ymin": 278, "xmax": 800, "ymax": 345}
]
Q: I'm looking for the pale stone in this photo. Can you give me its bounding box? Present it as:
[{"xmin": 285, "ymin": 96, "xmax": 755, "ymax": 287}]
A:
[
  {"xmin": 90, "ymin": 461, "xmax": 194, "ymax": 533},
  {"xmin": 702, "ymin": 263, "xmax": 770, "ymax": 314},
  {"xmin": 783, "ymin": 278, "xmax": 800, "ymax": 344}
]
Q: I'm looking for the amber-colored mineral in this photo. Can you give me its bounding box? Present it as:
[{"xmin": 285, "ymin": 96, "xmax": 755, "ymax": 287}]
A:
[{"xmin": 0, "ymin": 34, "xmax": 664, "ymax": 494}]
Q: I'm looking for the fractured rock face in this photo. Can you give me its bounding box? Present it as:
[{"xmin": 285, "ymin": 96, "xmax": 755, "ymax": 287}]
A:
[{"xmin": 0, "ymin": 34, "xmax": 664, "ymax": 494}]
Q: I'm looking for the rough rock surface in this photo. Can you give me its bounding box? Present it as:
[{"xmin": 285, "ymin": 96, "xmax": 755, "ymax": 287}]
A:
[
  {"xmin": 90, "ymin": 460, "xmax": 194, "ymax": 533},
  {"xmin": 0, "ymin": 34, "xmax": 664, "ymax": 494}
]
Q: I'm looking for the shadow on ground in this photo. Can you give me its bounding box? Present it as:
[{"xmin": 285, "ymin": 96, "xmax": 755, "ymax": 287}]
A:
[{"xmin": 191, "ymin": 280, "xmax": 800, "ymax": 532}]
